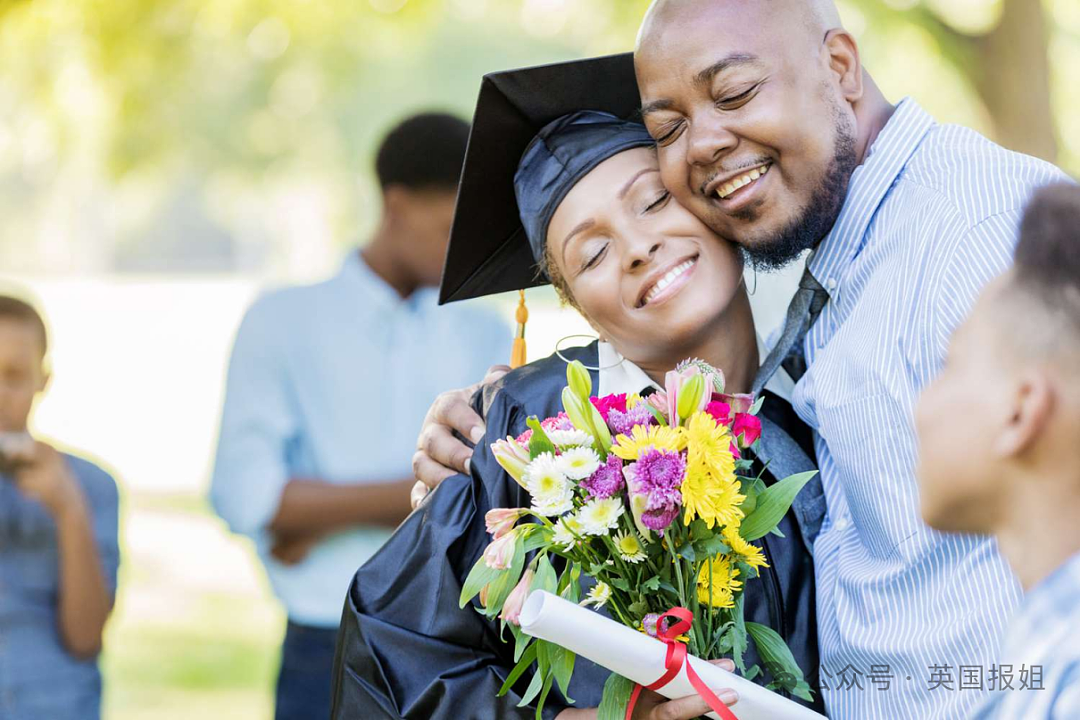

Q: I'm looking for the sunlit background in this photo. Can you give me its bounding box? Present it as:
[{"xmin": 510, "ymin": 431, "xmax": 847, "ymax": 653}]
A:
[{"xmin": 0, "ymin": 0, "xmax": 1077, "ymax": 717}]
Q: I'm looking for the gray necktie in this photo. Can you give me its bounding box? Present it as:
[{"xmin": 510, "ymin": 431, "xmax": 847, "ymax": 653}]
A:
[{"xmin": 753, "ymin": 265, "xmax": 830, "ymax": 393}]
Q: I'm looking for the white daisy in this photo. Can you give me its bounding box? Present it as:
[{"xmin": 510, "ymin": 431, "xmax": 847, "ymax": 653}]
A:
[
  {"xmin": 577, "ymin": 497, "xmax": 624, "ymax": 536},
  {"xmin": 531, "ymin": 492, "xmax": 574, "ymax": 517},
  {"xmin": 547, "ymin": 428, "xmax": 593, "ymax": 449},
  {"xmin": 580, "ymin": 581, "xmax": 611, "ymax": 609},
  {"xmin": 614, "ymin": 530, "xmax": 648, "ymax": 564},
  {"xmin": 556, "ymin": 446, "xmax": 601, "ymax": 480},
  {"xmin": 551, "ymin": 514, "xmax": 583, "ymax": 549},
  {"xmin": 525, "ymin": 453, "xmax": 570, "ymax": 500}
]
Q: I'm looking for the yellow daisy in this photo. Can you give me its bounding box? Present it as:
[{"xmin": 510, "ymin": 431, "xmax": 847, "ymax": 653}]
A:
[
  {"xmin": 611, "ymin": 424, "xmax": 686, "ymax": 461},
  {"xmin": 681, "ymin": 462, "xmax": 746, "ymax": 529},
  {"xmin": 696, "ymin": 555, "xmax": 743, "ymax": 609},
  {"xmin": 722, "ymin": 526, "xmax": 769, "ymax": 570},
  {"xmin": 685, "ymin": 412, "xmax": 736, "ymax": 481},
  {"xmin": 625, "ymin": 393, "xmax": 643, "ymax": 410}
]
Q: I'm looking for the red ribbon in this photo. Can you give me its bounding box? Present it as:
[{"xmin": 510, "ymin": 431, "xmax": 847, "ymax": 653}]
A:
[{"xmin": 625, "ymin": 607, "xmax": 739, "ymax": 720}]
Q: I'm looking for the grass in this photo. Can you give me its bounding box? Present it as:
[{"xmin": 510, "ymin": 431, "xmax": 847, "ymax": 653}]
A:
[{"xmin": 100, "ymin": 492, "xmax": 284, "ymax": 720}]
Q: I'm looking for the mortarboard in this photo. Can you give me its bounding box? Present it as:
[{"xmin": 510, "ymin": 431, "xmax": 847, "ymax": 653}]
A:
[{"xmin": 438, "ymin": 52, "xmax": 645, "ymax": 305}]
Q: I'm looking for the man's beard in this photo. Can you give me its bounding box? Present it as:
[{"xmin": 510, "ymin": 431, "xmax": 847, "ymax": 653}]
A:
[{"xmin": 742, "ymin": 111, "xmax": 859, "ymax": 272}]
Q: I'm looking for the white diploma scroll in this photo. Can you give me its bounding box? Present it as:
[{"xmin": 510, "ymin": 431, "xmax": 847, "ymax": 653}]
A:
[{"xmin": 519, "ymin": 590, "xmax": 826, "ymax": 720}]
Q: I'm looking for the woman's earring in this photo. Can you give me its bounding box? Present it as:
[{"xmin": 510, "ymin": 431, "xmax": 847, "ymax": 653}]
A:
[{"xmin": 748, "ymin": 265, "xmax": 758, "ymax": 296}]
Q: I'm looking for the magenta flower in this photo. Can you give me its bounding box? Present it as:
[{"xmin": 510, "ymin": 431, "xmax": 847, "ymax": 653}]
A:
[
  {"xmin": 732, "ymin": 412, "xmax": 762, "ymax": 449},
  {"xmin": 607, "ymin": 404, "xmax": 655, "ymax": 436},
  {"xmin": 625, "ymin": 448, "xmax": 686, "ymax": 534},
  {"xmin": 581, "ymin": 454, "xmax": 625, "ymax": 499},
  {"xmin": 590, "ymin": 393, "xmax": 627, "ymax": 422},
  {"xmin": 705, "ymin": 401, "xmax": 732, "ymax": 426},
  {"xmin": 515, "ymin": 428, "xmax": 533, "ymax": 445}
]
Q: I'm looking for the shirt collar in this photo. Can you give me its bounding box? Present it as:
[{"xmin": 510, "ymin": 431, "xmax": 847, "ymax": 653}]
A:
[
  {"xmin": 597, "ymin": 337, "xmax": 793, "ymax": 401},
  {"xmin": 1015, "ymin": 550, "xmax": 1080, "ymax": 633},
  {"xmin": 809, "ymin": 97, "xmax": 936, "ymax": 290}
]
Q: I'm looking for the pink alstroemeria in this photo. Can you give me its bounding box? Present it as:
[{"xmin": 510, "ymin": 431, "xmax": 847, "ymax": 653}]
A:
[
  {"xmin": 482, "ymin": 528, "xmax": 519, "ymax": 570},
  {"xmin": 500, "ymin": 568, "xmax": 535, "ymax": 626},
  {"xmin": 732, "ymin": 413, "xmax": 762, "ymax": 449},
  {"xmin": 485, "ymin": 507, "xmax": 529, "ymax": 539},
  {"xmin": 492, "ymin": 436, "xmax": 531, "ymax": 488}
]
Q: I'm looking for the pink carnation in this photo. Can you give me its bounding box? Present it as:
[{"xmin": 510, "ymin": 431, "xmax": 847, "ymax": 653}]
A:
[
  {"xmin": 541, "ymin": 412, "xmax": 574, "ymax": 432},
  {"xmin": 732, "ymin": 413, "xmax": 762, "ymax": 449},
  {"xmin": 705, "ymin": 401, "xmax": 732, "ymax": 425},
  {"xmin": 514, "ymin": 428, "xmax": 533, "ymax": 445},
  {"xmin": 590, "ymin": 393, "xmax": 628, "ymax": 421}
]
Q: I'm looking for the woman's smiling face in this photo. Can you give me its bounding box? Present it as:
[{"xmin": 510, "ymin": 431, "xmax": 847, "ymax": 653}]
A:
[{"xmin": 546, "ymin": 146, "xmax": 747, "ymax": 366}]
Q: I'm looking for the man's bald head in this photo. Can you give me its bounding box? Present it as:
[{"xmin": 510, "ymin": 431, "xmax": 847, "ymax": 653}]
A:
[{"xmin": 638, "ymin": 0, "xmax": 843, "ymax": 53}]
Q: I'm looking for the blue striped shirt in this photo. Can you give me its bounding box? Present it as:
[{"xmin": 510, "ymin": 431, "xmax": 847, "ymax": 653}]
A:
[
  {"xmin": 791, "ymin": 98, "xmax": 1069, "ymax": 719},
  {"xmin": 971, "ymin": 551, "xmax": 1080, "ymax": 719}
]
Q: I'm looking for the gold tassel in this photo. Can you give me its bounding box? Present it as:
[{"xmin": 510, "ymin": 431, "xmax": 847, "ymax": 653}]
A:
[{"xmin": 510, "ymin": 289, "xmax": 528, "ymax": 368}]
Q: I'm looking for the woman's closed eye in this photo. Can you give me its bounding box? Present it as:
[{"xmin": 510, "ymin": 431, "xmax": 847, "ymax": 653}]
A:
[{"xmin": 580, "ymin": 242, "xmax": 608, "ymax": 274}]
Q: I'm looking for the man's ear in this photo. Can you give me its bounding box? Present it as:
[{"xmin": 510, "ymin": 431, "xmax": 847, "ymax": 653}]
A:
[
  {"xmin": 995, "ymin": 370, "xmax": 1054, "ymax": 458},
  {"xmin": 382, "ymin": 184, "xmax": 413, "ymax": 227},
  {"xmin": 37, "ymin": 365, "xmax": 51, "ymax": 395},
  {"xmin": 822, "ymin": 28, "xmax": 863, "ymax": 104}
]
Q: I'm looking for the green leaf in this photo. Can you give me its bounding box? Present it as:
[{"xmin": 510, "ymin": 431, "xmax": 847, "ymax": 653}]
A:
[
  {"xmin": 677, "ymin": 541, "xmax": 697, "ymax": 563},
  {"xmin": 689, "ymin": 518, "xmax": 710, "ymax": 541},
  {"xmin": 748, "ymin": 394, "xmax": 765, "ymax": 415},
  {"xmin": 597, "ymin": 673, "xmax": 635, "ymax": 720},
  {"xmin": 609, "ymin": 577, "xmax": 631, "ymax": 592},
  {"xmin": 510, "ymin": 622, "xmax": 533, "ymax": 662},
  {"xmin": 739, "ymin": 471, "xmax": 817, "ymax": 541},
  {"xmin": 532, "ymin": 555, "xmax": 558, "ymax": 596},
  {"xmin": 535, "ymin": 674, "xmax": 555, "ymax": 720},
  {"xmin": 746, "ymin": 621, "xmax": 814, "ymax": 702},
  {"xmin": 731, "ymin": 594, "xmax": 748, "ymax": 672},
  {"xmin": 518, "ymin": 666, "xmax": 546, "ymax": 707},
  {"xmin": 641, "ymin": 576, "xmax": 661, "ymax": 592},
  {"xmin": 694, "ymin": 535, "xmax": 731, "ymax": 558},
  {"xmin": 526, "ymin": 417, "xmax": 556, "ymax": 460},
  {"xmin": 523, "ymin": 526, "xmax": 552, "ymax": 553},
  {"xmin": 552, "ymin": 645, "xmax": 576, "ymax": 702},
  {"xmin": 459, "ymin": 554, "xmax": 505, "ymax": 608},
  {"xmin": 498, "ymin": 642, "xmax": 539, "ymax": 696}
]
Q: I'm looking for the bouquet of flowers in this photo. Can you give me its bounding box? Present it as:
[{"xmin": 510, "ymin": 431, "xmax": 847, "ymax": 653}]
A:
[{"xmin": 460, "ymin": 359, "xmax": 816, "ymax": 718}]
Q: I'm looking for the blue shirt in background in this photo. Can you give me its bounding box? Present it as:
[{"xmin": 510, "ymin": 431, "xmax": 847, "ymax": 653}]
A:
[
  {"xmin": 0, "ymin": 453, "xmax": 120, "ymax": 720},
  {"xmin": 210, "ymin": 251, "xmax": 510, "ymax": 627}
]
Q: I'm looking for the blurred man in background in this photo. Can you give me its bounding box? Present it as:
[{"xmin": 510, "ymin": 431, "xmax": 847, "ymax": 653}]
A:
[
  {"xmin": 210, "ymin": 111, "xmax": 510, "ymax": 720},
  {"xmin": 917, "ymin": 184, "xmax": 1080, "ymax": 719},
  {"xmin": 0, "ymin": 295, "xmax": 119, "ymax": 720}
]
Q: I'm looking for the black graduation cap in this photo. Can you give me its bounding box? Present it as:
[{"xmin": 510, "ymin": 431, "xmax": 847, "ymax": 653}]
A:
[{"xmin": 438, "ymin": 52, "xmax": 644, "ymax": 305}]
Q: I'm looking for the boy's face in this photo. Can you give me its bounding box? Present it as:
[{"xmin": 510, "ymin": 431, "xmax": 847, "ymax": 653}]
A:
[
  {"xmin": 915, "ymin": 278, "xmax": 1014, "ymax": 534},
  {"xmin": 0, "ymin": 318, "xmax": 47, "ymax": 434}
]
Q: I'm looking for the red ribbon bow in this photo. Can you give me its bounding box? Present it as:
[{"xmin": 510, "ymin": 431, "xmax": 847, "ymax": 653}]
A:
[{"xmin": 625, "ymin": 607, "xmax": 738, "ymax": 720}]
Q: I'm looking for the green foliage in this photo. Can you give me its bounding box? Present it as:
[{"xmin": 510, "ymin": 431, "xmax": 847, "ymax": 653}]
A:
[
  {"xmin": 747, "ymin": 622, "xmax": 815, "ymax": 702},
  {"xmin": 597, "ymin": 673, "xmax": 635, "ymax": 720},
  {"xmin": 739, "ymin": 471, "xmax": 818, "ymax": 542}
]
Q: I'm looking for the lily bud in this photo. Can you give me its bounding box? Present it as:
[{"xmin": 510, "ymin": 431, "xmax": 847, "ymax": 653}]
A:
[
  {"xmin": 492, "ymin": 437, "xmax": 531, "ymax": 487},
  {"xmin": 676, "ymin": 374, "xmax": 706, "ymax": 424},
  {"xmin": 567, "ymin": 360, "xmax": 592, "ymax": 401},
  {"xmin": 482, "ymin": 528, "xmax": 519, "ymax": 570},
  {"xmin": 562, "ymin": 388, "xmax": 593, "ymax": 437}
]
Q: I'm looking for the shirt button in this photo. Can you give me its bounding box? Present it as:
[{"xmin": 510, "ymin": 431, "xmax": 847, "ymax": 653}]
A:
[
  {"xmin": 826, "ymin": 278, "xmax": 837, "ymax": 292},
  {"xmin": 834, "ymin": 516, "xmax": 851, "ymax": 531}
]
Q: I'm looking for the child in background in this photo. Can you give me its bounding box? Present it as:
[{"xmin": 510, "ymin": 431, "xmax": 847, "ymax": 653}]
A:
[
  {"xmin": 915, "ymin": 183, "xmax": 1080, "ymax": 719},
  {"xmin": 0, "ymin": 294, "xmax": 119, "ymax": 720}
]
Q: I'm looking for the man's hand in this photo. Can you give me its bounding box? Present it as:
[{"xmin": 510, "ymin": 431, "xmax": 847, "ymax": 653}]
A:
[
  {"xmin": 554, "ymin": 659, "xmax": 739, "ymax": 720},
  {"xmin": 270, "ymin": 532, "xmax": 325, "ymax": 565},
  {"xmin": 411, "ymin": 365, "xmax": 510, "ymax": 507},
  {"xmin": 10, "ymin": 440, "xmax": 84, "ymax": 520}
]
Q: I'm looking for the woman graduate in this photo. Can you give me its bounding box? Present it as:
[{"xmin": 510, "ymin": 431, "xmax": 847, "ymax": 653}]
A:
[{"xmin": 330, "ymin": 54, "xmax": 826, "ymax": 720}]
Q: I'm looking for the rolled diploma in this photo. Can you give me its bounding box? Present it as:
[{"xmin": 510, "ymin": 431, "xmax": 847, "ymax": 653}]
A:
[{"xmin": 519, "ymin": 590, "xmax": 826, "ymax": 720}]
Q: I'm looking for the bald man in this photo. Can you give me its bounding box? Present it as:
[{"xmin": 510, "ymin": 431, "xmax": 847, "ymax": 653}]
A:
[{"xmin": 413, "ymin": 2, "xmax": 1071, "ymax": 718}]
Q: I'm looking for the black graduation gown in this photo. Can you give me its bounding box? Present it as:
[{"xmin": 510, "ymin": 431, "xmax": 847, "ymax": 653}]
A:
[{"xmin": 330, "ymin": 343, "xmax": 827, "ymax": 719}]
